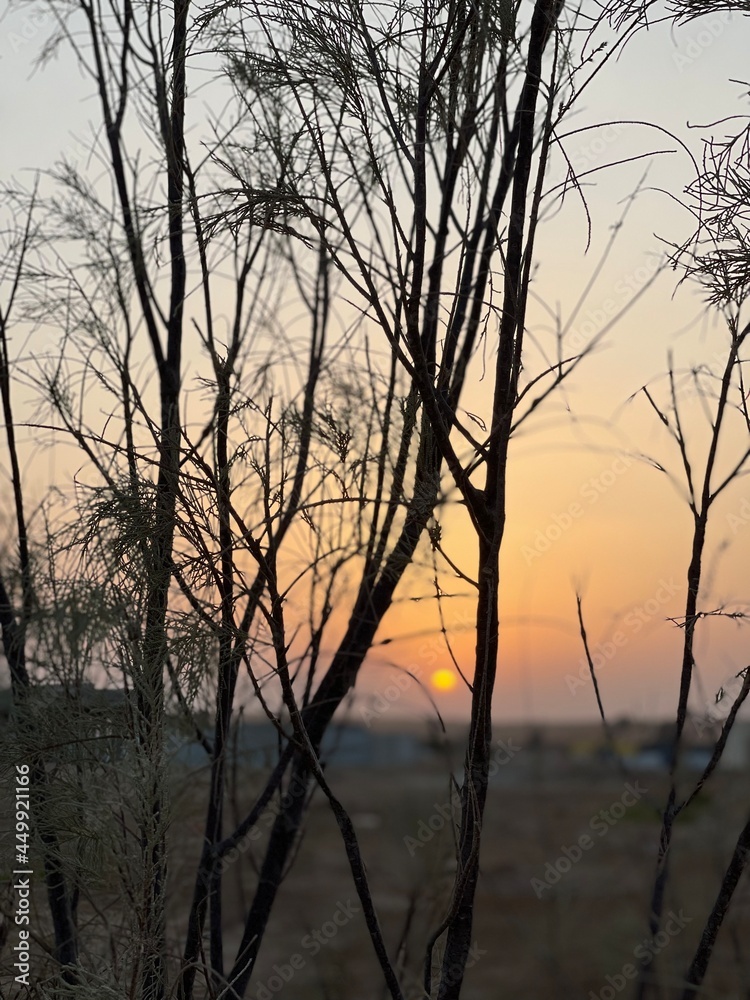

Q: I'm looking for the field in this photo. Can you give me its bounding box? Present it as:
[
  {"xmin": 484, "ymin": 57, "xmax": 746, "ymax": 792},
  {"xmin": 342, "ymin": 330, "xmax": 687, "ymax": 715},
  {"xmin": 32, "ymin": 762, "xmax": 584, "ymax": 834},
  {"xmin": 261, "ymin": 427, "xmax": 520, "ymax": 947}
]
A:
[
  {"xmin": 159, "ymin": 725, "xmax": 750, "ymax": 1000},
  {"xmin": 3, "ymin": 722, "xmax": 750, "ymax": 999}
]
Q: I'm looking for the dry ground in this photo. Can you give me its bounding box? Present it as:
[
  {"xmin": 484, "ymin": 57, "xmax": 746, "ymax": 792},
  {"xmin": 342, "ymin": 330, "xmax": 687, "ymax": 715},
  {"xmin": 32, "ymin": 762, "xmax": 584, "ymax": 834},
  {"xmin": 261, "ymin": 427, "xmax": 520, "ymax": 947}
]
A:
[
  {"xmin": 164, "ymin": 736, "xmax": 750, "ymax": 1000},
  {"xmin": 3, "ymin": 727, "xmax": 750, "ymax": 999}
]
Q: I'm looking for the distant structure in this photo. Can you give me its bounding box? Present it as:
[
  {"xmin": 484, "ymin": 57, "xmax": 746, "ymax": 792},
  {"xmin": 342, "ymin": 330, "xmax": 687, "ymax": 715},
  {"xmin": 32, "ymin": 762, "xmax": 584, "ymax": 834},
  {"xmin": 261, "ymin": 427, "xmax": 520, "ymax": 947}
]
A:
[
  {"xmin": 621, "ymin": 719, "xmax": 750, "ymax": 772},
  {"xmin": 172, "ymin": 720, "xmax": 436, "ymax": 770}
]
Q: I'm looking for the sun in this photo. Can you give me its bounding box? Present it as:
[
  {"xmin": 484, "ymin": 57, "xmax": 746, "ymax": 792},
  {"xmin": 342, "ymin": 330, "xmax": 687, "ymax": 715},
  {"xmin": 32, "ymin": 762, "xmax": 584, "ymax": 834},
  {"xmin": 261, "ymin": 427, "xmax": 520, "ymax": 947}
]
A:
[{"xmin": 431, "ymin": 669, "xmax": 458, "ymax": 692}]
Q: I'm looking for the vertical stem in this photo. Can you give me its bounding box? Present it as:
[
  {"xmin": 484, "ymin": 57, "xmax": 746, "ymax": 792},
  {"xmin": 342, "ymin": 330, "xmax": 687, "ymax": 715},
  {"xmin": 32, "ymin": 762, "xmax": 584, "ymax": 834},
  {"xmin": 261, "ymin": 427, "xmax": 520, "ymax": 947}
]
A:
[
  {"xmin": 434, "ymin": 0, "xmax": 559, "ymax": 992},
  {"xmin": 681, "ymin": 815, "xmax": 750, "ymax": 998}
]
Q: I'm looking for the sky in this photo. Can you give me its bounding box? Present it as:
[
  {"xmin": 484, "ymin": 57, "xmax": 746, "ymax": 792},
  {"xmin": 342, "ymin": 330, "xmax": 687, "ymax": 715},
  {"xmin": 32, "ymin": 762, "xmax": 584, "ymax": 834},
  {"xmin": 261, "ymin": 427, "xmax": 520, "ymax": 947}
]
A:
[
  {"xmin": 2, "ymin": 1, "xmax": 749, "ymax": 727},
  {"xmin": 354, "ymin": 5, "xmax": 750, "ymax": 725}
]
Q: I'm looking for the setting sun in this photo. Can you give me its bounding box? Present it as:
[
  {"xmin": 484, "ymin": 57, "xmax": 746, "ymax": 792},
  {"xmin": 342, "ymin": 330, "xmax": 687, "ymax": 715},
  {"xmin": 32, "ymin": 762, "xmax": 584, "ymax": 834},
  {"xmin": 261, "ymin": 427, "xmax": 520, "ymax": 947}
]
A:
[{"xmin": 431, "ymin": 669, "xmax": 458, "ymax": 692}]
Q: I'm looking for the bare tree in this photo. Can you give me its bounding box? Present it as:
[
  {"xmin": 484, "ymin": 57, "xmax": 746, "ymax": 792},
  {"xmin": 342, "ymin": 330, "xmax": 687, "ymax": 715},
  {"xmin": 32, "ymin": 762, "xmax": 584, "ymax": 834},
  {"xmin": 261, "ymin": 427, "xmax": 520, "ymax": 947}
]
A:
[
  {"xmin": 634, "ymin": 113, "xmax": 750, "ymax": 1000},
  {"xmin": 1, "ymin": 191, "xmax": 80, "ymax": 985},
  {"xmin": 2, "ymin": 4, "xmax": 432, "ymax": 998},
  {"xmin": 200, "ymin": 0, "xmax": 643, "ymax": 997},
  {"xmin": 2, "ymin": 0, "xmax": 684, "ymax": 998}
]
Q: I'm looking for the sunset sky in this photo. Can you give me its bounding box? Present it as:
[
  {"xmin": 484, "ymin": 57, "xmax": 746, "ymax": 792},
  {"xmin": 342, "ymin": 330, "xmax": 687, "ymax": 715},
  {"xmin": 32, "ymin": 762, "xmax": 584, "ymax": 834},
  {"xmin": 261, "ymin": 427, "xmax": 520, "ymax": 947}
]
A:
[
  {"xmin": 2, "ymin": 2, "xmax": 749, "ymax": 726},
  {"xmin": 353, "ymin": 9, "xmax": 750, "ymax": 724}
]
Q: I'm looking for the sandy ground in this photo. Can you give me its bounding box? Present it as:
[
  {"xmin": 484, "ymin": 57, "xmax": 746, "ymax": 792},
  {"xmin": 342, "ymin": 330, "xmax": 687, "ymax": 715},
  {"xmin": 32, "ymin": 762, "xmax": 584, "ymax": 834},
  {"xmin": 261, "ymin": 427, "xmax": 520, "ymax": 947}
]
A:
[
  {"xmin": 164, "ymin": 748, "xmax": 750, "ymax": 1000},
  {"xmin": 3, "ymin": 730, "xmax": 750, "ymax": 999}
]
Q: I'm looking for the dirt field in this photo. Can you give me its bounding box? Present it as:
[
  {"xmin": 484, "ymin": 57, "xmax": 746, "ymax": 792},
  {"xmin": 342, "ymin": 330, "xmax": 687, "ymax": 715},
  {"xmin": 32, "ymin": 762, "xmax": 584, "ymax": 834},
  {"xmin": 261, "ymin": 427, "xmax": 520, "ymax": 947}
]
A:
[
  {"xmin": 3, "ymin": 725, "xmax": 750, "ymax": 999},
  {"xmin": 164, "ymin": 732, "xmax": 750, "ymax": 1000}
]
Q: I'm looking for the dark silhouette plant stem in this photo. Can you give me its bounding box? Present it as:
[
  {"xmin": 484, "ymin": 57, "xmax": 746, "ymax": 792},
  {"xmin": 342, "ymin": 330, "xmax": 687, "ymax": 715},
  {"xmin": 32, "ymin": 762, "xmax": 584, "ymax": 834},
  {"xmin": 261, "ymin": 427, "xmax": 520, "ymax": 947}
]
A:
[
  {"xmin": 681, "ymin": 815, "xmax": 750, "ymax": 999},
  {"xmin": 637, "ymin": 332, "xmax": 747, "ymax": 999},
  {"xmin": 0, "ymin": 204, "xmax": 79, "ymax": 980}
]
